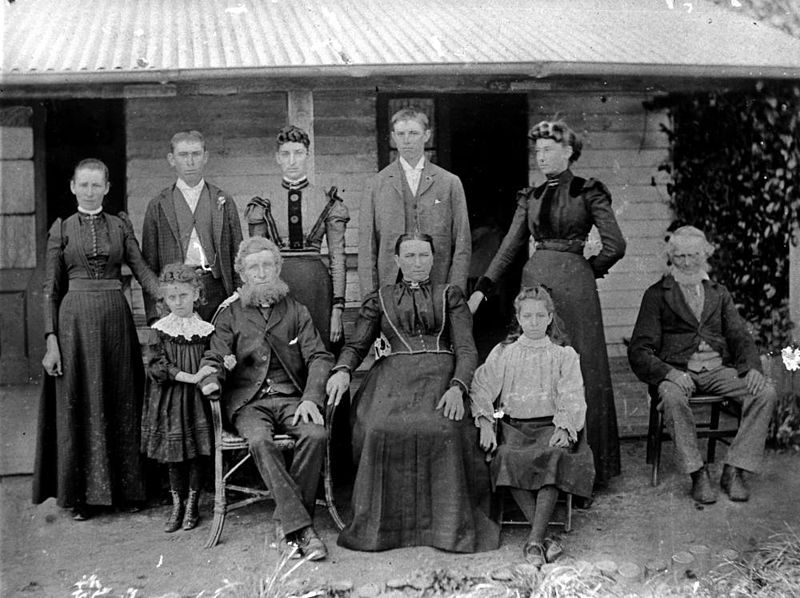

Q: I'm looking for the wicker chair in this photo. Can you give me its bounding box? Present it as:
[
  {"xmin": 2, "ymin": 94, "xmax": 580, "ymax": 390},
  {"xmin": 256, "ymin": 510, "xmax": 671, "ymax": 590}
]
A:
[{"xmin": 204, "ymin": 400, "xmax": 345, "ymax": 548}]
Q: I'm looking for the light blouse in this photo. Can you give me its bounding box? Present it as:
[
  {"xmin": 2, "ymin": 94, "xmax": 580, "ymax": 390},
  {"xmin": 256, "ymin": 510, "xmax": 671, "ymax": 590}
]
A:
[{"xmin": 470, "ymin": 335, "xmax": 586, "ymax": 442}]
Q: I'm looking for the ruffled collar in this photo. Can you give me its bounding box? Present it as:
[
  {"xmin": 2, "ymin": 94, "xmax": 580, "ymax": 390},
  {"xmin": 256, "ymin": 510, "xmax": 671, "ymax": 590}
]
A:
[
  {"xmin": 152, "ymin": 312, "xmax": 214, "ymax": 340},
  {"xmin": 400, "ymin": 278, "xmax": 431, "ymax": 290},
  {"xmin": 517, "ymin": 335, "xmax": 552, "ymax": 349}
]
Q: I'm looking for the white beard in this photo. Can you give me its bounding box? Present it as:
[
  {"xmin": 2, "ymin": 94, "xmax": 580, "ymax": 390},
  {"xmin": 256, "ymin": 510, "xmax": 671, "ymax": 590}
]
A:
[{"xmin": 239, "ymin": 278, "xmax": 290, "ymax": 307}]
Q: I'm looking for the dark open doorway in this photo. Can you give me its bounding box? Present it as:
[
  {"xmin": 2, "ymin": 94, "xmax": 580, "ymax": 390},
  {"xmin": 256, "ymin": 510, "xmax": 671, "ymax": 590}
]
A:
[
  {"xmin": 44, "ymin": 99, "xmax": 126, "ymax": 226},
  {"xmin": 377, "ymin": 93, "xmax": 530, "ymax": 358}
]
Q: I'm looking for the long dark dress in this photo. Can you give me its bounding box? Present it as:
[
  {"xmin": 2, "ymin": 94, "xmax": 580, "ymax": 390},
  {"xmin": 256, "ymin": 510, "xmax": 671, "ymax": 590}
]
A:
[
  {"xmin": 476, "ymin": 169, "xmax": 626, "ymax": 485},
  {"xmin": 141, "ymin": 313, "xmax": 214, "ymax": 462},
  {"xmin": 33, "ymin": 211, "xmax": 158, "ymax": 508},
  {"xmin": 334, "ymin": 281, "xmax": 499, "ymax": 552}
]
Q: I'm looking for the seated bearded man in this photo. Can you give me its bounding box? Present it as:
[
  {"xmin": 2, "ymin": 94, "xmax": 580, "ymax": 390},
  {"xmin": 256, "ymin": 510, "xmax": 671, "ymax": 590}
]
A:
[
  {"xmin": 199, "ymin": 237, "xmax": 333, "ymax": 559},
  {"xmin": 628, "ymin": 226, "xmax": 776, "ymax": 504}
]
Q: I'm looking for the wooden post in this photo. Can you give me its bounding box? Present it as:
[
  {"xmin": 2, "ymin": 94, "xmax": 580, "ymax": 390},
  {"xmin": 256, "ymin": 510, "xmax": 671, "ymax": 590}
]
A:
[
  {"xmin": 791, "ymin": 224, "xmax": 800, "ymax": 342},
  {"xmin": 287, "ymin": 90, "xmax": 315, "ymax": 185}
]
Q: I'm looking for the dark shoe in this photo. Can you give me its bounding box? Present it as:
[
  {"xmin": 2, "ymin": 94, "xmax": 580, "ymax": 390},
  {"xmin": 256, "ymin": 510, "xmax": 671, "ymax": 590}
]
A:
[
  {"xmin": 182, "ymin": 490, "xmax": 200, "ymax": 530},
  {"xmin": 164, "ymin": 491, "xmax": 184, "ymax": 533},
  {"xmin": 523, "ymin": 541, "xmax": 546, "ymax": 567},
  {"xmin": 296, "ymin": 526, "xmax": 328, "ymax": 561},
  {"xmin": 690, "ymin": 466, "xmax": 718, "ymax": 504},
  {"xmin": 720, "ymin": 465, "xmax": 750, "ymax": 502},
  {"xmin": 72, "ymin": 505, "xmax": 90, "ymax": 521},
  {"xmin": 543, "ymin": 537, "xmax": 564, "ymax": 563},
  {"xmin": 274, "ymin": 522, "xmax": 301, "ymax": 560}
]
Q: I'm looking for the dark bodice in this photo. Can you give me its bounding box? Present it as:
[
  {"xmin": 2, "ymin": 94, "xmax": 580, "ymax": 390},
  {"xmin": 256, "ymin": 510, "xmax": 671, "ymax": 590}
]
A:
[
  {"xmin": 480, "ymin": 169, "xmax": 626, "ymax": 290},
  {"xmin": 336, "ymin": 281, "xmax": 478, "ymax": 386},
  {"xmin": 43, "ymin": 211, "xmax": 159, "ymax": 334}
]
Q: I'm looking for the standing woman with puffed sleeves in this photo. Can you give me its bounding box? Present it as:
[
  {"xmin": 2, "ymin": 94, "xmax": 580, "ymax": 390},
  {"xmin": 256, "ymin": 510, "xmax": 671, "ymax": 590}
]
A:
[
  {"xmin": 468, "ymin": 121, "xmax": 626, "ymax": 486},
  {"xmin": 33, "ymin": 158, "xmax": 160, "ymax": 520}
]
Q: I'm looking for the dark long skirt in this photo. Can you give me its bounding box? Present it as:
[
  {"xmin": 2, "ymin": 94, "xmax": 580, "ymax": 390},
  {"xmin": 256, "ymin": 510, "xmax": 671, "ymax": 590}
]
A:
[
  {"xmin": 338, "ymin": 353, "xmax": 500, "ymax": 553},
  {"xmin": 522, "ymin": 249, "xmax": 621, "ymax": 485},
  {"xmin": 492, "ymin": 418, "xmax": 595, "ymax": 499},
  {"xmin": 33, "ymin": 289, "xmax": 145, "ymax": 507}
]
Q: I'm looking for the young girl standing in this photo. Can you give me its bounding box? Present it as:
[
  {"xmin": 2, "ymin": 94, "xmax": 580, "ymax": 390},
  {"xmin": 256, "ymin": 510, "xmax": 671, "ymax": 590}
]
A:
[
  {"xmin": 141, "ymin": 264, "xmax": 216, "ymax": 532},
  {"xmin": 470, "ymin": 286, "xmax": 595, "ymax": 565}
]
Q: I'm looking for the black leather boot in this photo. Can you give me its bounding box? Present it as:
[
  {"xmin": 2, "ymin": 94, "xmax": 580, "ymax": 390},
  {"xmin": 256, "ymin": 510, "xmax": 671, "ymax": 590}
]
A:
[
  {"xmin": 164, "ymin": 490, "xmax": 184, "ymax": 533},
  {"xmin": 182, "ymin": 490, "xmax": 200, "ymax": 530}
]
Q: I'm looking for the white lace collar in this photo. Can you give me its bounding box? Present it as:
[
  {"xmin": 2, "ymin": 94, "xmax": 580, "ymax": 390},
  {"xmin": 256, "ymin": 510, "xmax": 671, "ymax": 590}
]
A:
[
  {"xmin": 151, "ymin": 312, "xmax": 214, "ymax": 339},
  {"xmin": 517, "ymin": 335, "xmax": 552, "ymax": 349}
]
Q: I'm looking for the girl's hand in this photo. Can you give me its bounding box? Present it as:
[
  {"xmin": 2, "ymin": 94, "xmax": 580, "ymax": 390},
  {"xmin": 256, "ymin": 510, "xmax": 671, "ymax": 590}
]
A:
[
  {"xmin": 436, "ymin": 386, "xmax": 465, "ymax": 421},
  {"xmin": 478, "ymin": 419, "xmax": 497, "ymax": 452},
  {"xmin": 42, "ymin": 335, "xmax": 62, "ymax": 377},
  {"xmin": 548, "ymin": 427, "xmax": 571, "ymax": 449},
  {"xmin": 329, "ymin": 308, "xmax": 344, "ymax": 343}
]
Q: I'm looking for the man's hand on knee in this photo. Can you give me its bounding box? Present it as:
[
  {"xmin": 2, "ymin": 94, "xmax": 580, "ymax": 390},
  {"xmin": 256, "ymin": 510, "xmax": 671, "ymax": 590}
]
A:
[
  {"xmin": 743, "ymin": 369, "xmax": 766, "ymax": 396},
  {"xmin": 292, "ymin": 400, "xmax": 324, "ymax": 426}
]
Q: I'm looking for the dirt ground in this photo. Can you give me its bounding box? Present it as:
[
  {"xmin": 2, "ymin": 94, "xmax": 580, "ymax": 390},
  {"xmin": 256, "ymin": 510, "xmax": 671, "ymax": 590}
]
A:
[{"xmin": 2, "ymin": 439, "xmax": 798, "ymax": 598}]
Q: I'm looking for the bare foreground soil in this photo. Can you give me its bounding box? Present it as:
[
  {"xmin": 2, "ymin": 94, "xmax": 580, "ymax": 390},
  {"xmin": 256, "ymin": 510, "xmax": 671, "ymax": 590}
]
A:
[{"xmin": 2, "ymin": 440, "xmax": 799, "ymax": 598}]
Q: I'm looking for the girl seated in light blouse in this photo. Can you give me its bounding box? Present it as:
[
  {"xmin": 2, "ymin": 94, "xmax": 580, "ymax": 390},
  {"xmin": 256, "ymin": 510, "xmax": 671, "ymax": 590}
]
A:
[{"xmin": 471, "ymin": 285, "xmax": 595, "ymax": 566}]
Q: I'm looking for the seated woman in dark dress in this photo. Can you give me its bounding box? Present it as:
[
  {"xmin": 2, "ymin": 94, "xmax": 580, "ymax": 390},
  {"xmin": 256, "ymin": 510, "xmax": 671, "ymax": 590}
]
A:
[{"xmin": 326, "ymin": 233, "xmax": 499, "ymax": 553}]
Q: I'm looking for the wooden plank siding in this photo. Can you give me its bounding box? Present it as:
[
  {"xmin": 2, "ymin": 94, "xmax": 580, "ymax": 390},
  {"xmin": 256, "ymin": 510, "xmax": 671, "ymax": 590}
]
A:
[{"xmin": 528, "ymin": 91, "xmax": 674, "ymax": 357}]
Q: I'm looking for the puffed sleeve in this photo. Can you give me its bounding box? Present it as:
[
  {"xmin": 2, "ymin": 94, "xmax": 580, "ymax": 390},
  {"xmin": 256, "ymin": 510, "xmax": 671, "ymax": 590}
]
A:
[
  {"xmin": 552, "ymin": 346, "xmax": 586, "ymax": 442},
  {"xmin": 445, "ymin": 285, "xmax": 478, "ymax": 390},
  {"xmin": 42, "ymin": 218, "xmax": 66, "ymax": 336},
  {"xmin": 146, "ymin": 335, "xmax": 180, "ymax": 383},
  {"xmin": 325, "ymin": 198, "xmax": 350, "ymax": 304},
  {"xmin": 334, "ymin": 290, "xmax": 382, "ymax": 373},
  {"xmin": 477, "ymin": 188, "xmax": 533, "ymax": 295},
  {"xmin": 245, "ymin": 196, "xmax": 269, "ymax": 238},
  {"xmin": 469, "ymin": 343, "xmax": 507, "ymax": 426},
  {"xmin": 118, "ymin": 212, "xmax": 160, "ymax": 298},
  {"xmin": 582, "ymin": 179, "xmax": 626, "ymax": 279}
]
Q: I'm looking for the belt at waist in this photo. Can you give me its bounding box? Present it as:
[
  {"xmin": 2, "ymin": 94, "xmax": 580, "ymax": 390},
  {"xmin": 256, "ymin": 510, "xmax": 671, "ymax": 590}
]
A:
[
  {"xmin": 68, "ymin": 279, "xmax": 122, "ymax": 291},
  {"xmin": 534, "ymin": 239, "xmax": 585, "ymax": 254},
  {"xmin": 502, "ymin": 415, "xmax": 554, "ymax": 425}
]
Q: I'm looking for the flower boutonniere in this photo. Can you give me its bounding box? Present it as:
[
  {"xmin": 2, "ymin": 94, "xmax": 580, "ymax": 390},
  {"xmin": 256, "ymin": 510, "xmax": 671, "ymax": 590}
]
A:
[
  {"xmin": 217, "ymin": 195, "xmax": 227, "ymax": 211},
  {"xmin": 223, "ymin": 354, "xmax": 237, "ymax": 371}
]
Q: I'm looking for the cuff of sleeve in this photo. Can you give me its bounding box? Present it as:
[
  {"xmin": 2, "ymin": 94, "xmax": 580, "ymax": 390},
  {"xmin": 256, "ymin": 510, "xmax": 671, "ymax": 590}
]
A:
[
  {"xmin": 167, "ymin": 365, "xmax": 181, "ymax": 380},
  {"xmin": 332, "ymin": 297, "xmax": 346, "ymax": 307},
  {"xmin": 474, "ymin": 413, "xmax": 494, "ymax": 428},
  {"xmin": 474, "ymin": 276, "xmax": 494, "ymax": 296},
  {"xmin": 332, "ymin": 364, "xmax": 352, "ymax": 374}
]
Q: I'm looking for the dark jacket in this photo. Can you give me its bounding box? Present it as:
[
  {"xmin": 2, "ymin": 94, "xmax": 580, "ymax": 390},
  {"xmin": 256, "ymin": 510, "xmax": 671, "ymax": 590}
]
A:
[
  {"xmin": 479, "ymin": 170, "xmax": 625, "ymax": 292},
  {"xmin": 142, "ymin": 181, "xmax": 243, "ymax": 323},
  {"xmin": 628, "ymin": 275, "xmax": 761, "ymax": 387},
  {"xmin": 198, "ymin": 293, "xmax": 333, "ymax": 421}
]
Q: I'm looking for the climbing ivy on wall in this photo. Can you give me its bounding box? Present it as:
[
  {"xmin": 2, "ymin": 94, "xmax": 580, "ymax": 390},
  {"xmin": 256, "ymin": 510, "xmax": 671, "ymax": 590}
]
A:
[{"xmin": 659, "ymin": 83, "xmax": 800, "ymax": 352}]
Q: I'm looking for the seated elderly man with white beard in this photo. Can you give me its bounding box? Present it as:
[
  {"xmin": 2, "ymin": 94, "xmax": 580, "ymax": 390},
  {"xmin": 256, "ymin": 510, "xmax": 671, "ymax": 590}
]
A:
[
  {"xmin": 628, "ymin": 226, "xmax": 776, "ymax": 505},
  {"xmin": 199, "ymin": 237, "xmax": 333, "ymax": 559}
]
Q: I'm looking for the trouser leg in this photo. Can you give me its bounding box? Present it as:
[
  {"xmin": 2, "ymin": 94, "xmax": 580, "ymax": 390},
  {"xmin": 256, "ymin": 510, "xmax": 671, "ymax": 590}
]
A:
[
  {"xmin": 277, "ymin": 398, "xmax": 327, "ymax": 517},
  {"xmin": 233, "ymin": 399, "xmax": 312, "ymax": 536},
  {"xmin": 695, "ymin": 367, "xmax": 777, "ymax": 473},
  {"xmin": 658, "ymin": 380, "xmax": 704, "ymax": 474}
]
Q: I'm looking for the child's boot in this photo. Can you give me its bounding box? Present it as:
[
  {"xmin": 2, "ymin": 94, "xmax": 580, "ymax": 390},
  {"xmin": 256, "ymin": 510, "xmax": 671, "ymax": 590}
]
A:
[
  {"xmin": 165, "ymin": 490, "xmax": 184, "ymax": 533},
  {"xmin": 183, "ymin": 490, "xmax": 200, "ymax": 530}
]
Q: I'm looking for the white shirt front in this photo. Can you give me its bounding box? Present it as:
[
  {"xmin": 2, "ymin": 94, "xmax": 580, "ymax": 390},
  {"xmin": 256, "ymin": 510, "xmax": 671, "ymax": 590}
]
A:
[
  {"xmin": 399, "ymin": 156, "xmax": 425, "ymax": 196},
  {"xmin": 176, "ymin": 178, "xmax": 210, "ymax": 268}
]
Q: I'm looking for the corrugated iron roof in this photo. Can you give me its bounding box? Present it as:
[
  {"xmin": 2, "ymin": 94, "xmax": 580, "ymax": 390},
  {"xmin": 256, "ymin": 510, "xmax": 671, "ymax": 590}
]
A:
[{"xmin": 3, "ymin": 0, "xmax": 800, "ymax": 83}]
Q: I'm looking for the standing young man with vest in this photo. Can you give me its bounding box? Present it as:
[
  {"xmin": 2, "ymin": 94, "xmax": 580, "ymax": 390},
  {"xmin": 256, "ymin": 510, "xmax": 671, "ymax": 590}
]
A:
[{"xmin": 142, "ymin": 131, "xmax": 243, "ymax": 323}]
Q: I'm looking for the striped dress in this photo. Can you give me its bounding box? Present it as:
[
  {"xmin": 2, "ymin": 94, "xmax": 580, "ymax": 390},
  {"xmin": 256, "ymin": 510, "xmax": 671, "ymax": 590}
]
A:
[{"xmin": 33, "ymin": 211, "xmax": 158, "ymax": 508}]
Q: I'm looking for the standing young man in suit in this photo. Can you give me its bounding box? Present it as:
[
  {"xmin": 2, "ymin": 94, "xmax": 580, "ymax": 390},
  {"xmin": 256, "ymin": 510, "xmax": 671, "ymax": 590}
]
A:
[
  {"xmin": 142, "ymin": 130, "xmax": 243, "ymax": 322},
  {"xmin": 358, "ymin": 107, "xmax": 471, "ymax": 297}
]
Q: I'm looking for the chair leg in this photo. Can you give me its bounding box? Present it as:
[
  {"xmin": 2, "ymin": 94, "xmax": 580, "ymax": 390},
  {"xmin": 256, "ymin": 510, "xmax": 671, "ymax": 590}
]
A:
[
  {"xmin": 646, "ymin": 396, "xmax": 660, "ymax": 465},
  {"xmin": 204, "ymin": 502, "xmax": 226, "ymax": 549},
  {"xmin": 324, "ymin": 428, "xmax": 345, "ymax": 531},
  {"xmin": 707, "ymin": 402, "xmax": 721, "ymax": 463},
  {"xmin": 651, "ymin": 411, "xmax": 663, "ymax": 487}
]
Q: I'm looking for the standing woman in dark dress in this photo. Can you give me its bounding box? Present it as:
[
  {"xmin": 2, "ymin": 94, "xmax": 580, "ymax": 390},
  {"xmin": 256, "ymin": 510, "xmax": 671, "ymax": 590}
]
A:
[
  {"xmin": 326, "ymin": 233, "xmax": 499, "ymax": 553},
  {"xmin": 244, "ymin": 125, "xmax": 349, "ymax": 351},
  {"xmin": 468, "ymin": 121, "xmax": 626, "ymax": 486},
  {"xmin": 34, "ymin": 158, "xmax": 160, "ymax": 519}
]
